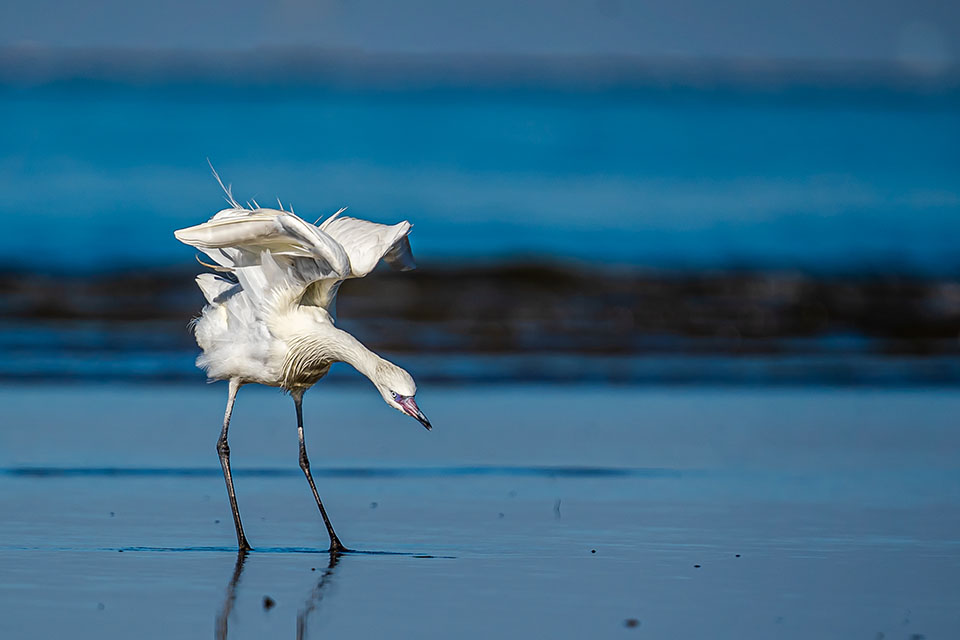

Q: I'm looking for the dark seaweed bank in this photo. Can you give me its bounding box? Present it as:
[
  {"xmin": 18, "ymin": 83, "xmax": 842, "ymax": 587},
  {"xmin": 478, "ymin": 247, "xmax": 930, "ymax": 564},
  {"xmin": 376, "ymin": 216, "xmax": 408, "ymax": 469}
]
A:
[{"xmin": 1, "ymin": 263, "xmax": 958, "ymax": 385}]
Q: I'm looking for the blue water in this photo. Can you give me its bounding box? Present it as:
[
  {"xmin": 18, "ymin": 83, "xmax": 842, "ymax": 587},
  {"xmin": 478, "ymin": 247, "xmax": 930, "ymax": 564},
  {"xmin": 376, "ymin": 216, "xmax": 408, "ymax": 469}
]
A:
[
  {"xmin": 1, "ymin": 78, "xmax": 959, "ymax": 272},
  {"xmin": 2, "ymin": 384, "xmax": 959, "ymax": 638}
]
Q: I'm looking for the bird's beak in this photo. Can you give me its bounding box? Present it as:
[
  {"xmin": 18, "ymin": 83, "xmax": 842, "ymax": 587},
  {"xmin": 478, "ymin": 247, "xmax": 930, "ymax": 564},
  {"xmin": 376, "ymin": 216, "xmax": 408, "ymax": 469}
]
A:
[{"xmin": 399, "ymin": 396, "xmax": 431, "ymax": 431}]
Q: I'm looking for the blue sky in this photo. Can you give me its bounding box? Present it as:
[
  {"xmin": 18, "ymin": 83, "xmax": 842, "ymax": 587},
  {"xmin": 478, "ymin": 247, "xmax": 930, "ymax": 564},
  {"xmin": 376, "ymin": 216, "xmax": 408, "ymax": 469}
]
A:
[{"xmin": 1, "ymin": 0, "xmax": 956, "ymax": 69}]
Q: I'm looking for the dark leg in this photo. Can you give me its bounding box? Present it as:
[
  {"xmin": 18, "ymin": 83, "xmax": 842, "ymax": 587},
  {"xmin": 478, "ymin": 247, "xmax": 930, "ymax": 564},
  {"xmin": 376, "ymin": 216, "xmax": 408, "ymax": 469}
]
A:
[
  {"xmin": 218, "ymin": 378, "xmax": 251, "ymax": 551},
  {"xmin": 293, "ymin": 389, "xmax": 348, "ymax": 552}
]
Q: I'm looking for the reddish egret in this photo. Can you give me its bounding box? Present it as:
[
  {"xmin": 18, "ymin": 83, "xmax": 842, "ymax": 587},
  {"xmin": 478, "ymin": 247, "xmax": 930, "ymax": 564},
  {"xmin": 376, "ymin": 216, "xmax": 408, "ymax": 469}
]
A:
[{"xmin": 175, "ymin": 195, "xmax": 430, "ymax": 552}]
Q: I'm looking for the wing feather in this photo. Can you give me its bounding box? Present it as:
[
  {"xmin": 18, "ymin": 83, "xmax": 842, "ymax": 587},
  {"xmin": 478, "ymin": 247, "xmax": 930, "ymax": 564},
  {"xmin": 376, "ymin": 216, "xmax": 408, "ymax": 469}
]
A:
[
  {"xmin": 195, "ymin": 273, "xmax": 239, "ymax": 304},
  {"xmin": 175, "ymin": 209, "xmax": 349, "ymax": 276},
  {"xmin": 176, "ymin": 205, "xmax": 416, "ymax": 320},
  {"xmin": 319, "ymin": 215, "xmax": 416, "ymax": 277}
]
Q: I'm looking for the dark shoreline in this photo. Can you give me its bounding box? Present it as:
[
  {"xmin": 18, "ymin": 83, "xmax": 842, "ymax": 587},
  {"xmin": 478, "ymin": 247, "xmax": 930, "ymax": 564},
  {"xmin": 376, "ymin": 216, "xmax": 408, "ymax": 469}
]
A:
[
  {"xmin": 4, "ymin": 262, "xmax": 958, "ymax": 350},
  {"xmin": 2, "ymin": 262, "xmax": 958, "ymax": 384}
]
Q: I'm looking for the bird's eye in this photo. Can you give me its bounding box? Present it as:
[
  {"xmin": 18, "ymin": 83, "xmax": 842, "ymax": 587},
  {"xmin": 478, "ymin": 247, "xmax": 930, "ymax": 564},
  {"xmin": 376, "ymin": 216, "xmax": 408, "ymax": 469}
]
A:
[{"xmin": 391, "ymin": 392, "xmax": 401, "ymax": 402}]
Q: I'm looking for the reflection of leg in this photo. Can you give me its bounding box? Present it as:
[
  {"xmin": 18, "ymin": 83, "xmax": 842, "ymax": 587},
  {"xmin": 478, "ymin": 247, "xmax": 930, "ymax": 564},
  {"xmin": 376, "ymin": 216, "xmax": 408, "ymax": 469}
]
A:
[
  {"xmin": 297, "ymin": 550, "xmax": 343, "ymax": 640},
  {"xmin": 218, "ymin": 378, "xmax": 251, "ymax": 551},
  {"xmin": 293, "ymin": 389, "xmax": 348, "ymax": 553},
  {"xmin": 216, "ymin": 549, "xmax": 249, "ymax": 640}
]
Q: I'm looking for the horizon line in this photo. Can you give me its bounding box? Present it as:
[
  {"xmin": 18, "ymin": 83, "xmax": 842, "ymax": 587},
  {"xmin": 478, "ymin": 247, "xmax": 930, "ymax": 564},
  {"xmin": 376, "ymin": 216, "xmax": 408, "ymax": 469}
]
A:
[{"xmin": 2, "ymin": 45, "xmax": 958, "ymax": 90}]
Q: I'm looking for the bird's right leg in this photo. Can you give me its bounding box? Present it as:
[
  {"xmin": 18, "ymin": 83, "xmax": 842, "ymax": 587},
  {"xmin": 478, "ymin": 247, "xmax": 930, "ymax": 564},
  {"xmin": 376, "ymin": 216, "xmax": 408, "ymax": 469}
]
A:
[
  {"xmin": 292, "ymin": 389, "xmax": 349, "ymax": 553},
  {"xmin": 218, "ymin": 378, "xmax": 251, "ymax": 551}
]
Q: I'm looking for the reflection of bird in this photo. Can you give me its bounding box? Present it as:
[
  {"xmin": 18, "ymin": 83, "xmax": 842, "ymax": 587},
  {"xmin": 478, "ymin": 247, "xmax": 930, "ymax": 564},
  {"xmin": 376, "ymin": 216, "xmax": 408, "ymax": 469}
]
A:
[
  {"xmin": 175, "ymin": 190, "xmax": 431, "ymax": 552},
  {"xmin": 215, "ymin": 548, "xmax": 343, "ymax": 640},
  {"xmin": 215, "ymin": 550, "xmax": 248, "ymax": 640},
  {"xmin": 297, "ymin": 551, "xmax": 343, "ymax": 640}
]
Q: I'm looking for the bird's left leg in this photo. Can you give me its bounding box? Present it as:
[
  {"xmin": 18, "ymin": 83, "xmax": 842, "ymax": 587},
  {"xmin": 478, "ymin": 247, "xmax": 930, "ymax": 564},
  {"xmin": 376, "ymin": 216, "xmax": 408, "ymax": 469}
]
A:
[
  {"xmin": 292, "ymin": 389, "xmax": 349, "ymax": 553},
  {"xmin": 219, "ymin": 378, "xmax": 251, "ymax": 551}
]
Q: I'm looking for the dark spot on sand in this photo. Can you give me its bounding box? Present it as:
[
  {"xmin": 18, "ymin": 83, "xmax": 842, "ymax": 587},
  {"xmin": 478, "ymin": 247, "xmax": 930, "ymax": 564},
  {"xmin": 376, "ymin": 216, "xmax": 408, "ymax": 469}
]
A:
[
  {"xmin": 694, "ymin": 564, "xmax": 701, "ymax": 568},
  {"xmin": 214, "ymin": 519, "xmax": 220, "ymax": 524},
  {"xmin": 735, "ymin": 554, "xmax": 740, "ymax": 557},
  {"xmin": 370, "ymin": 502, "xmax": 378, "ymax": 509},
  {"xmin": 263, "ymin": 596, "xmax": 276, "ymax": 610},
  {"xmin": 311, "ymin": 567, "xmax": 316, "ymax": 571},
  {"xmin": 591, "ymin": 549, "xmax": 596, "ymax": 554},
  {"xmin": 624, "ymin": 618, "xmax": 640, "ymax": 628},
  {"xmin": 117, "ymin": 550, "xmax": 123, "ymax": 553},
  {"xmin": 97, "ymin": 603, "xmax": 105, "ymax": 611}
]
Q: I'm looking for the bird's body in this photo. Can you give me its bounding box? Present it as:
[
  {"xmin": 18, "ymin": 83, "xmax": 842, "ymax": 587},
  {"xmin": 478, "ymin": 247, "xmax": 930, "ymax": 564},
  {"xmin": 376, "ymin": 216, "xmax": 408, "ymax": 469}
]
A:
[{"xmin": 175, "ymin": 197, "xmax": 430, "ymax": 552}]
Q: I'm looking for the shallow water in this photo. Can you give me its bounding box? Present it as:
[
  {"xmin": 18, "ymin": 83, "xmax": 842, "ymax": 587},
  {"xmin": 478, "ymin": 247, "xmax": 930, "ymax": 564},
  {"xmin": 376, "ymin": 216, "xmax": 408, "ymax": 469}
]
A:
[{"xmin": 1, "ymin": 384, "xmax": 958, "ymax": 638}]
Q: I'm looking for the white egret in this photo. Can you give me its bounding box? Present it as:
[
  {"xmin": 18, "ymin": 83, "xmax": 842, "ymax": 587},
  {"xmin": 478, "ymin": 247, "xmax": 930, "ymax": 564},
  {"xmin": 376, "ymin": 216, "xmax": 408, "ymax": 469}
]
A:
[{"xmin": 174, "ymin": 193, "xmax": 430, "ymax": 553}]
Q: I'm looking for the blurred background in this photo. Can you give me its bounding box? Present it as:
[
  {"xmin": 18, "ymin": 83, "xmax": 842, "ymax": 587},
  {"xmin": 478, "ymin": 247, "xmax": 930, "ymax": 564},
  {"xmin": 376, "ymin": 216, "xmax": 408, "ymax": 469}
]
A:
[
  {"xmin": 0, "ymin": 1, "xmax": 959, "ymax": 387},
  {"xmin": 2, "ymin": 3, "xmax": 960, "ymax": 638}
]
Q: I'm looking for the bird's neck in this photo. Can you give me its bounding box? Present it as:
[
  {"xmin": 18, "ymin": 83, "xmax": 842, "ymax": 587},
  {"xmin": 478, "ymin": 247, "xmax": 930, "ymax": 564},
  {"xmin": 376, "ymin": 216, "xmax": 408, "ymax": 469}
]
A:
[
  {"xmin": 325, "ymin": 328, "xmax": 384, "ymax": 380},
  {"xmin": 283, "ymin": 325, "xmax": 384, "ymax": 388}
]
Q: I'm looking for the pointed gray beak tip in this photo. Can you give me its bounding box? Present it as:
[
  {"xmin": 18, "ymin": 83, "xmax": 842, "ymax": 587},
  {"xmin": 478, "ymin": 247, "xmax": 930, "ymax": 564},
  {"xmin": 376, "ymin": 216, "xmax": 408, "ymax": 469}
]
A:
[
  {"xmin": 413, "ymin": 407, "xmax": 432, "ymax": 431},
  {"xmin": 399, "ymin": 396, "xmax": 432, "ymax": 431}
]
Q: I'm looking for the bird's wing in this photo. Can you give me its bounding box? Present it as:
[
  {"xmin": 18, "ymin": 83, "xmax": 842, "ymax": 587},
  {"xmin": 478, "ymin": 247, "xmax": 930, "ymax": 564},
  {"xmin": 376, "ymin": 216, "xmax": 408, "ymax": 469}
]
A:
[
  {"xmin": 195, "ymin": 272, "xmax": 240, "ymax": 304},
  {"xmin": 319, "ymin": 214, "xmax": 416, "ymax": 278},
  {"xmin": 175, "ymin": 208, "xmax": 349, "ymax": 275},
  {"xmin": 301, "ymin": 214, "xmax": 416, "ymax": 314},
  {"xmin": 176, "ymin": 207, "xmax": 417, "ymax": 319},
  {"xmin": 175, "ymin": 208, "xmax": 350, "ymax": 315}
]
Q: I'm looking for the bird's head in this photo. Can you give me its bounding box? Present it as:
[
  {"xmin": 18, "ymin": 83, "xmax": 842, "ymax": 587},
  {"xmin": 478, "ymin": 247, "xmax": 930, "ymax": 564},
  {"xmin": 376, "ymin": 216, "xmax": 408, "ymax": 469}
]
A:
[{"xmin": 373, "ymin": 361, "xmax": 431, "ymax": 430}]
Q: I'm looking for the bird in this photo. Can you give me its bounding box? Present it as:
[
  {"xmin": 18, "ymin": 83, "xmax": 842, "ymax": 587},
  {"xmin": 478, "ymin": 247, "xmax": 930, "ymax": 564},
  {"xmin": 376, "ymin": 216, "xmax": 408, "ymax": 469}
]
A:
[{"xmin": 174, "ymin": 188, "xmax": 430, "ymax": 553}]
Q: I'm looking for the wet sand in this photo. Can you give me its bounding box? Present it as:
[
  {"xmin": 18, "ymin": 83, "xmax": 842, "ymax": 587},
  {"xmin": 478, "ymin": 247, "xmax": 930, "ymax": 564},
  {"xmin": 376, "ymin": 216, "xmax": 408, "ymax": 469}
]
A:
[{"xmin": 1, "ymin": 384, "xmax": 958, "ymax": 638}]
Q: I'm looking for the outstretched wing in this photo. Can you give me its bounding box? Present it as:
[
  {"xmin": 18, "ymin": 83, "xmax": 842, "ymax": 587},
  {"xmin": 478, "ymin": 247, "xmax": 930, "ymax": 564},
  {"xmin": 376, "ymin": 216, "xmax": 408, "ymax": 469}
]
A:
[
  {"xmin": 175, "ymin": 208, "xmax": 349, "ymax": 275},
  {"xmin": 175, "ymin": 207, "xmax": 349, "ymax": 315},
  {"xmin": 176, "ymin": 206, "xmax": 415, "ymax": 318},
  {"xmin": 320, "ymin": 214, "xmax": 416, "ymax": 277}
]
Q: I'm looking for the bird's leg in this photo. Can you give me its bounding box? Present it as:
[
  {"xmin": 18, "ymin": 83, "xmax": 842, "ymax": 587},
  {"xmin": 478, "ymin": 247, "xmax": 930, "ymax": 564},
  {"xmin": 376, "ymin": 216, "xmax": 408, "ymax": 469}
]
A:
[
  {"xmin": 218, "ymin": 378, "xmax": 251, "ymax": 551},
  {"xmin": 293, "ymin": 389, "xmax": 349, "ymax": 553}
]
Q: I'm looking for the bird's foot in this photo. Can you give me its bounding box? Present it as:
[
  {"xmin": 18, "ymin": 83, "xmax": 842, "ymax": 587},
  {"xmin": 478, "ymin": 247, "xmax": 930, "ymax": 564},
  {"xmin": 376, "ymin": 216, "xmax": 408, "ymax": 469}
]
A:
[{"xmin": 328, "ymin": 537, "xmax": 350, "ymax": 554}]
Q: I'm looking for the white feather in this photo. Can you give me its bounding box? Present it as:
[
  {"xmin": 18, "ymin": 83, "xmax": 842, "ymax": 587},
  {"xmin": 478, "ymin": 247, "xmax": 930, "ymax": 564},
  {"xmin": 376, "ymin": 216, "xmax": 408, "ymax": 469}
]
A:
[
  {"xmin": 174, "ymin": 203, "xmax": 418, "ymax": 390},
  {"xmin": 320, "ymin": 215, "xmax": 416, "ymax": 276},
  {"xmin": 195, "ymin": 273, "xmax": 239, "ymax": 304}
]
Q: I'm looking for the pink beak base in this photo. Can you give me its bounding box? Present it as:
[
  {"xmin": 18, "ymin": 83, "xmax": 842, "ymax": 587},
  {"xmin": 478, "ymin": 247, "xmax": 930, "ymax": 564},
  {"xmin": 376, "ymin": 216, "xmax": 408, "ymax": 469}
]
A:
[{"xmin": 399, "ymin": 396, "xmax": 432, "ymax": 430}]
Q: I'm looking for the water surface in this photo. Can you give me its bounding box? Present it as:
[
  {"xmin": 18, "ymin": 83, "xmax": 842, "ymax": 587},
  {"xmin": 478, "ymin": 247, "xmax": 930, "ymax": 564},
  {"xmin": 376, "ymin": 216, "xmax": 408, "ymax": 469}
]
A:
[{"xmin": 1, "ymin": 384, "xmax": 957, "ymax": 638}]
